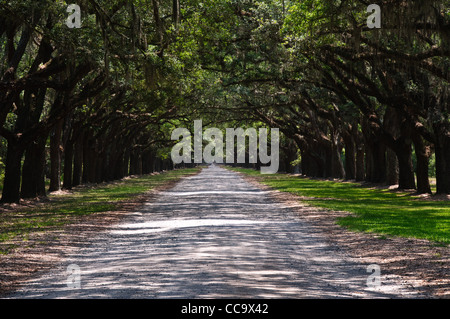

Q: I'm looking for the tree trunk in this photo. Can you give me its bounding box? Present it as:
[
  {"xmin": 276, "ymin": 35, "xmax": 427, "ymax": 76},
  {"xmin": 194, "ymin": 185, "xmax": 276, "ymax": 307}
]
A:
[
  {"xmin": 331, "ymin": 141, "xmax": 344, "ymax": 179},
  {"xmin": 1, "ymin": 140, "xmax": 24, "ymax": 203},
  {"xmin": 21, "ymin": 144, "xmax": 38, "ymax": 199},
  {"xmin": 105, "ymin": 142, "xmax": 117, "ymax": 181},
  {"xmin": 72, "ymin": 134, "xmax": 83, "ymax": 187},
  {"xmin": 300, "ymin": 150, "xmax": 308, "ymax": 175},
  {"xmin": 95, "ymin": 152, "xmax": 104, "ymax": 183},
  {"xmin": 343, "ymin": 130, "xmax": 356, "ymax": 180},
  {"xmin": 142, "ymin": 150, "xmax": 151, "ymax": 174},
  {"xmin": 152, "ymin": 0, "xmax": 164, "ymax": 49},
  {"xmin": 82, "ymin": 135, "xmax": 98, "ymax": 184},
  {"xmin": 434, "ymin": 124, "xmax": 450, "ymax": 194},
  {"xmin": 385, "ymin": 148, "xmax": 399, "ymax": 185},
  {"xmin": 383, "ymin": 106, "xmax": 399, "ymax": 186},
  {"xmin": 365, "ymin": 139, "xmax": 386, "ymax": 183},
  {"xmin": 21, "ymin": 136, "xmax": 46, "ymax": 198},
  {"xmin": 49, "ymin": 119, "xmax": 63, "ymax": 192},
  {"xmin": 129, "ymin": 151, "xmax": 136, "ymax": 175},
  {"xmin": 82, "ymin": 135, "xmax": 90, "ymax": 183},
  {"xmin": 149, "ymin": 152, "xmax": 155, "ymax": 173},
  {"xmin": 123, "ymin": 148, "xmax": 131, "ymax": 176},
  {"xmin": 355, "ymin": 128, "xmax": 365, "ymax": 181},
  {"xmin": 172, "ymin": 0, "xmax": 180, "ymax": 27},
  {"xmin": 63, "ymin": 139, "xmax": 74, "ymax": 189},
  {"xmin": 395, "ymin": 140, "xmax": 416, "ymax": 190},
  {"xmin": 87, "ymin": 143, "xmax": 97, "ymax": 183},
  {"xmin": 130, "ymin": 149, "xmax": 143, "ymax": 175},
  {"xmin": 113, "ymin": 152, "xmax": 125, "ymax": 180},
  {"xmin": 412, "ymin": 132, "xmax": 431, "ymax": 194},
  {"xmin": 155, "ymin": 157, "xmax": 162, "ymax": 172},
  {"xmin": 355, "ymin": 146, "xmax": 365, "ymax": 181},
  {"xmin": 301, "ymin": 148, "xmax": 323, "ymax": 177},
  {"xmin": 283, "ymin": 140, "xmax": 298, "ymax": 174}
]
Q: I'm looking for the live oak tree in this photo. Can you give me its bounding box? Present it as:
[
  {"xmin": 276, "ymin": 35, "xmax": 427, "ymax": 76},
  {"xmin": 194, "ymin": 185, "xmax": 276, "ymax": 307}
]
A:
[{"xmin": 0, "ymin": 0, "xmax": 189, "ymax": 202}]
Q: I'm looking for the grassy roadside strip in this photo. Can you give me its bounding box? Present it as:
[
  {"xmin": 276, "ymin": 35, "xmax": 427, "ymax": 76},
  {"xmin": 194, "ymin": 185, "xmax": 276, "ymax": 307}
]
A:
[
  {"xmin": 0, "ymin": 167, "xmax": 201, "ymax": 255},
  {"xmin": 228, "ymin": 167, "xmax": 450, "ymax": 245}
]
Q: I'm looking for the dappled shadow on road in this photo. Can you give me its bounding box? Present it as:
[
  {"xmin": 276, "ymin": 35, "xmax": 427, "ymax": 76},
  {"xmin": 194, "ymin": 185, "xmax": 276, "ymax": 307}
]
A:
[{"xmin": 8, "ymin": 165, "xmax": 424, "ymax": 299}]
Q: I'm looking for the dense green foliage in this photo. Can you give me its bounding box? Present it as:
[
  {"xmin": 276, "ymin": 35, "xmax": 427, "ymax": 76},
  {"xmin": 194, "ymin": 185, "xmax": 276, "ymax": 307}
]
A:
[{"xmin": 0, "ymin": 0, "xmax": 449, "ymax": 205}]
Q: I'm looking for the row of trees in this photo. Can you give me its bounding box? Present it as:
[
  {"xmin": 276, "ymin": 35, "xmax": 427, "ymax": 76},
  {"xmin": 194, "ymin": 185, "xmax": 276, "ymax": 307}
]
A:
[
  {"xmin": 180, "ymin": 0, "xmax": 449, "ymax": 194},
  {"xmin": 0, "ymin": 0, "xmax": 187, "ymax": 203},
  {"xmin": 1, "ymin": 0, "xmax": 449, "ymax": 204}
]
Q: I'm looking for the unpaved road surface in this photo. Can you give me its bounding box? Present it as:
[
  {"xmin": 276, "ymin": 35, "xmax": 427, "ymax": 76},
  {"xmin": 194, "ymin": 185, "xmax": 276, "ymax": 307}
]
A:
[{"xmin": 6, "ymin": 165, "xmax": 425, "ymax": 298}]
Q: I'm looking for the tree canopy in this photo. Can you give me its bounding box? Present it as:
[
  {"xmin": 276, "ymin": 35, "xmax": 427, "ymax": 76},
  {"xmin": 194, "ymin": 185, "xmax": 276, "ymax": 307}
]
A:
[{"xmin": 0, "ymin": 0, "xmax": 449, "ymax": 203}]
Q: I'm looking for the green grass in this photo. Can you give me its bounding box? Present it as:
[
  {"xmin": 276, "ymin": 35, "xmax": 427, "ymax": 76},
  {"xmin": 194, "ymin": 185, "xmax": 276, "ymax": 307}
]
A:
[
  {"xmin": 0, "ymin": 168, "xmax": 200, "ymax": 253},
  {"xmin": 229, "ymin": 167, "xmax": 450, "ymax": 245}
]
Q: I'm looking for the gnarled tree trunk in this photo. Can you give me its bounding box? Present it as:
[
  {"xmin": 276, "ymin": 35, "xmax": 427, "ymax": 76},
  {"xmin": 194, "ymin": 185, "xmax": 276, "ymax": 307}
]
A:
[
  {"xmin": 21, "ymin": 136, "xmax": 47, "ymax": 198},
  {"xmin": 1, "ymin": 140, "xmax": 24, "ymax": 203},
  {"xmin": 49, "ymin": 119, "xmax": 64, "ymax": 192},
  {"xmin": 434, "ymin": 124, "xmax": 450, "ymax": 194}
]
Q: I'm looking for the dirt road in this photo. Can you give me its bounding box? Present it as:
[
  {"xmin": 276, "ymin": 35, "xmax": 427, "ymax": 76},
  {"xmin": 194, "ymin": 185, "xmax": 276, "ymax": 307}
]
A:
[{"xmin": 7, "ymin": 165, "xmax": 424, "ymax": 298}]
